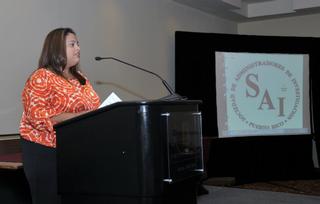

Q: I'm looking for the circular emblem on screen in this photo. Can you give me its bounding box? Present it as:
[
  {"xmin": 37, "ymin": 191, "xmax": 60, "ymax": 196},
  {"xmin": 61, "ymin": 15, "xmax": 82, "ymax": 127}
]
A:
[{"xmin": 229, "ymin": 61, "xmax": 301, "ymax": 130}]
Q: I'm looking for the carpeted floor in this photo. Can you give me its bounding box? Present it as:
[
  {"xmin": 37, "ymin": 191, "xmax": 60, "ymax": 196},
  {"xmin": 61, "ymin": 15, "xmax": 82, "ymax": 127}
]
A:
[
  {"xmin": 204, "ymin": 177, "xmax": 320, "ymax": 196},
  {"xmin": 198, "ymin": 185, "xmax": 320, "ymax": 204},
  {"xmin": 235, "ymin": 179, "xmax": 320, "ymax": 196}
]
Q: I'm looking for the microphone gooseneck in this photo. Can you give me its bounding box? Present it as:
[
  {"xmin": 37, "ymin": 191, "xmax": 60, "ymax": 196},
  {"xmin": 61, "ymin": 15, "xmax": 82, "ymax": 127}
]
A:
[{"xmin": 94, "ymin": 56, "xmax": 185, "ymax": 101}]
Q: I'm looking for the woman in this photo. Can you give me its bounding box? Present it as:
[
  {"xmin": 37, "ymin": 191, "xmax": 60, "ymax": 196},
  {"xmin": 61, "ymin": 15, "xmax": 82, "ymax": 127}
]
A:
[{"xmin": 20, "ymin": 28, "xmax": 100, "ymax": 204}]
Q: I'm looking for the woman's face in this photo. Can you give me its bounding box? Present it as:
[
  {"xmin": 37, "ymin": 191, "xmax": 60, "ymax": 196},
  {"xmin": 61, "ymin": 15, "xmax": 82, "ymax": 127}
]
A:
[{"xmin": 65, "ymin": 33, "xmax": 80, "ymax": 69}]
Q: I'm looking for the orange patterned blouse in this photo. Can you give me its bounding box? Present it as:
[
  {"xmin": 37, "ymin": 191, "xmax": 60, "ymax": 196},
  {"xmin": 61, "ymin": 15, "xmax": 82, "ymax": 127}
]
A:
[{"xmin": 20, "ymin": 68, "xmax": 100, "ymax": 148}]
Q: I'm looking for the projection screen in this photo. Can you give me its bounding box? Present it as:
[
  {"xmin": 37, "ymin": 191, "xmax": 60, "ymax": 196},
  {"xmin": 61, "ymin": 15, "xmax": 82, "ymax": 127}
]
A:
[{"xmin": 215, "ymin": 52, "xmax": 311, "ymax": 138}]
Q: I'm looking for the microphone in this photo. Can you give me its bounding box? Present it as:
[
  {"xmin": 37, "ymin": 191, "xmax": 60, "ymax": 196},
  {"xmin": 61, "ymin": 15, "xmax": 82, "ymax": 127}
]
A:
[{"xmin": 94, "ymin": 56, "xmax": 185, "ymax": 101}]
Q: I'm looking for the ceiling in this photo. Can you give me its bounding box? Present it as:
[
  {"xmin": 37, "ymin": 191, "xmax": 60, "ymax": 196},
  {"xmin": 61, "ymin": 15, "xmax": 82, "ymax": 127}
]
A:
[{"xmin": 173, "ymin": 0, "xmax": 320, "ymax": 22}]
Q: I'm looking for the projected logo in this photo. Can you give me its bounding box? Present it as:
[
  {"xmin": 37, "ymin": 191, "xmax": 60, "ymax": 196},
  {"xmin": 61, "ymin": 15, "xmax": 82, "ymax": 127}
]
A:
[{"xmin": 229, "ymin": 60, "xmax": 301, "ymax": 131}]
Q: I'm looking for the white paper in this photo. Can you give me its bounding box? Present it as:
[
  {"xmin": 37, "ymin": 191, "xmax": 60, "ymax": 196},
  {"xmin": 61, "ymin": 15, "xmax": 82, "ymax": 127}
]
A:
[{"xmin": 99, "ymin": 92, "xmax": 122, "ymax": 108}]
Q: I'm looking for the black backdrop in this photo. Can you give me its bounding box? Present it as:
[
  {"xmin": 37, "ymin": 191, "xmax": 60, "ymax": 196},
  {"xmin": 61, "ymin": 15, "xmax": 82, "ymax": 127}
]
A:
[{"xmin": 175, "ymin": 31, "xmax": 320, "ymax": 180}]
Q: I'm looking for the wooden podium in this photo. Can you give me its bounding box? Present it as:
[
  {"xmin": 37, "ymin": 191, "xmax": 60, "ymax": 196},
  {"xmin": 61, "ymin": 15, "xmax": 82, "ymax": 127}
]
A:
[{"xmin": 55, "ymin": 100, "xmax": 204, "ymax": 204}]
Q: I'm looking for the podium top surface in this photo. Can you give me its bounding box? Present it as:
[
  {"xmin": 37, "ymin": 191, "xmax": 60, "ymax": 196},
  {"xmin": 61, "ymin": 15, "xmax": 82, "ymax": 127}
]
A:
[{"xmin": 54, "ymin": 99, "xmax": 202, "ymax": 129}]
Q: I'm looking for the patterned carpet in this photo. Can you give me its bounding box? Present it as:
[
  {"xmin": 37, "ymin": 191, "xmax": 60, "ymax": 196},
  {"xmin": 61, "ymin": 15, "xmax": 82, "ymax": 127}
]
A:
[
  {"xmin": 235, "ymin": 179, "xmax": 320, "ymax": 196},
  {"xmin": 204, "ymin": 177, "xmax": 320, "ymax": 196}
]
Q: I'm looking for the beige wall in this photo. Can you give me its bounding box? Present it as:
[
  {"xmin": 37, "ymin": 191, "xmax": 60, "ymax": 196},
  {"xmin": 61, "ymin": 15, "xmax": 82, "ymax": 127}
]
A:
[
  {"xmin": 0, "ymin": 0, "xmax": 237, "ymax": 134},
  {"xmin": 238, "ymin": 13, "xmax": 320, "ymax": 37}
]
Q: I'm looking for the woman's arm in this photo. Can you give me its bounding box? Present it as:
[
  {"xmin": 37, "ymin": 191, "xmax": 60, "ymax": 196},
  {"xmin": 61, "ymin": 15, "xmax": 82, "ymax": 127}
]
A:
[{"xmin": 50, "ymin": 111, "xmax": 89, "ymax": 124}]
